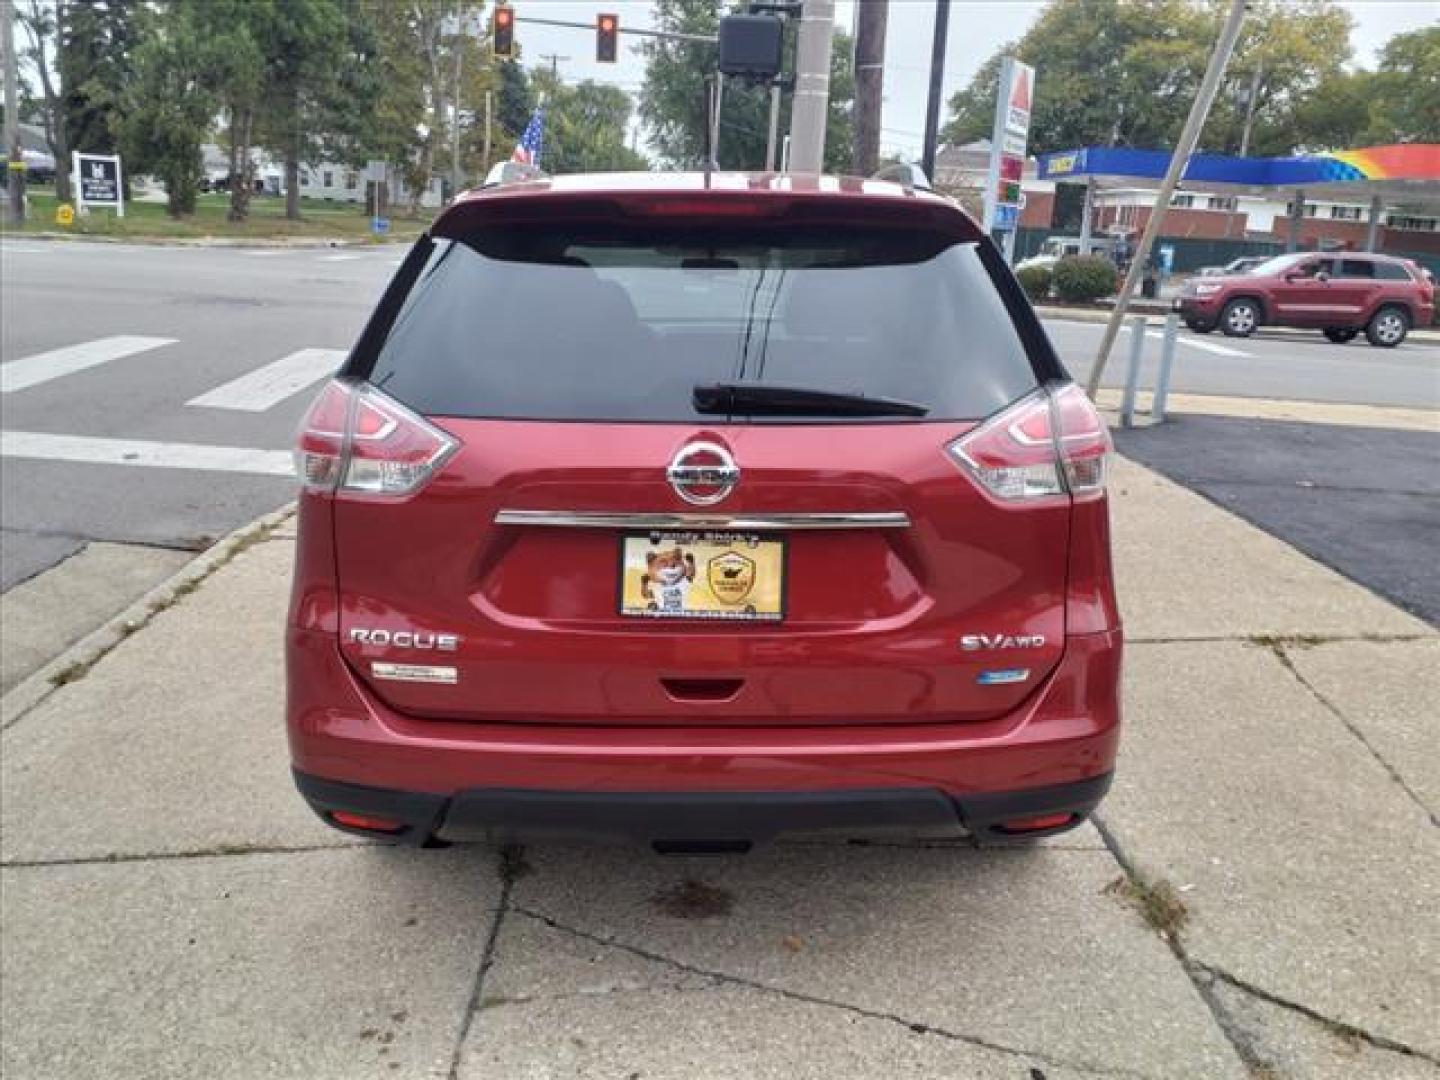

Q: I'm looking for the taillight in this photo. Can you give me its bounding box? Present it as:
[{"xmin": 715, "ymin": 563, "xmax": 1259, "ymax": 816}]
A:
[
  {"xmin": 295, "ymin": 380, "xmax": 457, "ymax": 497},
  {"xmin": 947, "ymin": 385, "xmax": 1110, "ymax": 503}
]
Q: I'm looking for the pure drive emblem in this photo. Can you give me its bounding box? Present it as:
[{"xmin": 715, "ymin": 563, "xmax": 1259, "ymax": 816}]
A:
[
  {"xmin": 349, "ymin": 628, "xmax": 460, "ymax": 651},
  {"xmin": 960, "ymin": 634, "xmax": 1047, "ymax": 651}
]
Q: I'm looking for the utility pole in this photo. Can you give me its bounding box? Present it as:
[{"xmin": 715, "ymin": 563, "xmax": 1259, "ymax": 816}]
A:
[
  {"xmin": 787, "ymin": 0, "xmax": 833, "ymax": 173},
  {"xmin": 1086, "ymin": 0, "xmax": 1247, "ymax": 398},
  {"xmin": 852, "ymin": 0, "xmax": 887, "ymax": 176},
  {"xmin": 1237, "ymin": 64, "xmax": 1262, "ymax": 157},
  {"xmin": 4, "ymin": 0, "xmax": 24, "ymax": 224},
  {"xmin": 538, "ymin": 53, "xmax": 568, "ymax": 80},
  {"xmin": 919, "ymin": 0, "xmax": 950, "ymax": 181}
]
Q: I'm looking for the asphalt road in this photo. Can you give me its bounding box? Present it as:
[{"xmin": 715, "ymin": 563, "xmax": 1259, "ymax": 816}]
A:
[
  {"xmin": 2, "ymin": 238, "xmax": 1437, "ymax": 596},
  {"xmin": 1116, "ymin": 415, "xmax": 1440, "ymax": 625}
]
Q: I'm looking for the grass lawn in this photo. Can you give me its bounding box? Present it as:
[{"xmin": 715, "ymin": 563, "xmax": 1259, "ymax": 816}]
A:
[{"xmin": 0, "ymin": 188, "xmax": 432, "ymax": 243}]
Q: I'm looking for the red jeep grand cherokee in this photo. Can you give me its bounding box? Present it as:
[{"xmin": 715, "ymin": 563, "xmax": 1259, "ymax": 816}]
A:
[
  {"xmin": 286, "ymin": 172, "xmax": 1122, "ymax": 852},
  {"xmin": 1176, "ymin": 251, "xmax": 1435, "ymax": 346}
]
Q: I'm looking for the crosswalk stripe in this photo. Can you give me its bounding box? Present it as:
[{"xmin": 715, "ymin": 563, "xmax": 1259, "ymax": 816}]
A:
[
  {"xmin": 1, "ymin": 336, "xmax": 177, "ymax": 393},
  {"xmin": 1144, "ymin": 330, "xmax": 1251, "ymax": 358},
  {"xmin": 1, "ymin": 431, "xmax": 294, "ymax": 476},
  {"xmin": 186, "ymin": 348, "xmax": 346, "ymax": 412}
]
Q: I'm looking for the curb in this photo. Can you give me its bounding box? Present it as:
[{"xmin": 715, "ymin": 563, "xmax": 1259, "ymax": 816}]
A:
[
  {"xmin": 1034, "ymin": 305, "xmax": 1440, "ymax": 343},
  {"xmin": 0, "ymin": 503, "xmax": 297, "ymax": 732},
  {"xmin": 1, "ymin": 233, "xmax": 409, "ymax": 250}
]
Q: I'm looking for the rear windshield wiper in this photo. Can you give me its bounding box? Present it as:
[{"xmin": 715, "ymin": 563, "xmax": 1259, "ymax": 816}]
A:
[{"xmin": 693, "ymin": 382, "xmax": 929, "ymax": 418}]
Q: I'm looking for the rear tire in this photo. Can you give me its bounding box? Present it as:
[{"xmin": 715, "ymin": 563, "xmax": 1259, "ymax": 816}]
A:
[
  {"xmin": 1365, "ymin": 305, "xmax": 1409, "ymax": 348},
  {"xmin": 1185, "ymin": 319, "xmax": 1214, "ymax": 334},
  {"xmin": 1219, "ymin": 298, "xmax": 1259, "ymax": 337},
  {"xmin": 1323, "ymin": 327, "xmax": 1359, "ymax": 344}
]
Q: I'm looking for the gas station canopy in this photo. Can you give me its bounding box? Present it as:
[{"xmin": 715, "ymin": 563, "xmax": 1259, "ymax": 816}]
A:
[{"xmin": 1037, "ymin": 143, "xmax": 1440, "ymax": 203}]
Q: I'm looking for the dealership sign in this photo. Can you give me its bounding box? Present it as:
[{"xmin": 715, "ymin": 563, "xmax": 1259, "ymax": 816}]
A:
[
  {"xmin": 73, "ymin": 152, "xmax": 125, "ymax": 217},
  {"xmin": 982, "ymin": 58, "xmax": 1035, "ymax": 240}
]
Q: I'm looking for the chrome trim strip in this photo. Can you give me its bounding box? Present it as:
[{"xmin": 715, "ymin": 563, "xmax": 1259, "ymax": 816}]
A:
[{"xmin": 493, "ymin": 510, "xmax": 911, "ymax": 531}]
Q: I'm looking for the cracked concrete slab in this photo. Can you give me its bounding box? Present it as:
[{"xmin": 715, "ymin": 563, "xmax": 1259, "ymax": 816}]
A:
[
  {"xmin": 462, "ymin": 945, "xmax": 1096, "ymax": 1079},
  {"xmin": 0, "ymin": 845, "xmax": 501, "ymax": 1080},
  {"xmin": 501, "ymin": 843, "xmax": 1247, "ymax": 1078},
  {"xmin": 1, "ymin": 540, "xmax": 193, "ymax": 692},
  {"xmin": 1102, "ymin": 641, "xmax": 1440, "ymax": 1056},
  {"xmin": 0, "ymin": 537, "xmax": 334, "ymax": 864},
  {"xmin": 1203, "ymin": 973, "xmax": 1439, "ymax": 1079},
  {"xmin": 1283, "ymin": 639, "xmax": 1440, "ymax": 817},
  {"xmin": 1108, "ymin": 457, "xmax": 1433, "ymax": 641}
]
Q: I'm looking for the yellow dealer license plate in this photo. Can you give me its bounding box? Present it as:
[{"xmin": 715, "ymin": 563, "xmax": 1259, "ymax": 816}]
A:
[{"xmin": 619, "ymin": 531, "xmax": 785, "ymax": 622}]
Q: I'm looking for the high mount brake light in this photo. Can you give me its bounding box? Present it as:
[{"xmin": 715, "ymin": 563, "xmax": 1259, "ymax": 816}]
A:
[
  {"xmin": 947, "ymin": 385, "xmax": 1110, "ymax": 503},
  {"xmin": 295, "ymin": 381, "xmax": 458, "ymax": 497}
]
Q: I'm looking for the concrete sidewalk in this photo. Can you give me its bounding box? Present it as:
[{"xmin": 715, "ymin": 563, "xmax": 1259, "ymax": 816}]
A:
[{"xmin": 3, "ymin": 458, "xmax": 1437, "ymax": 1079}]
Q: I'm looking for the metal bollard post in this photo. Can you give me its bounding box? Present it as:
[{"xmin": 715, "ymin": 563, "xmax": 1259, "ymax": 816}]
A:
[
  {"xmin": 1120, "ymin": 315, "xmax": 1146, "ymax": 428},
  {"xmin": 1152, "ymin": 311, "xmax": 1180, "ymax": 421}
]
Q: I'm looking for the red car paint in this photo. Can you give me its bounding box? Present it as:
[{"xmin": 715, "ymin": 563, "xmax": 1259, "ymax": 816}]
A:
[
  {"xmin": 1177, "ymin": 251, "xmax": 1434, "ymax": 345},
  {"xmin": 285, "ymin": 172, "xmax": 1123, "ymax": 846}
]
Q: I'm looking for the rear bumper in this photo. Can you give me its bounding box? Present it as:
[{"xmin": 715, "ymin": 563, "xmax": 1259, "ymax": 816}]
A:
[
  {"xmin": 287, "ymin": 626, "xmax": 1122, "ymax": 842},
  {"xmin": 295, "ymin": 769, "xmax": 1113, "ymax": 846}
]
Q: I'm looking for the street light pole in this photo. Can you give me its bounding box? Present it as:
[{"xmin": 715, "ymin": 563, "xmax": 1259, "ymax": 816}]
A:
[
  {"xmin": 4, "ymin": 0, "xmax": 25, "ymax": 224},
  {"xmin": 1086, "ymin": 0, "xmax": 1247, "ymax": 399}
]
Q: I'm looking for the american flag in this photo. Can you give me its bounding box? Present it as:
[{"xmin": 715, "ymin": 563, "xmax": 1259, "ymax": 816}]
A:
[{"xmin": 512, "ymin": 107, "xmax": 545, "ymax": 167}]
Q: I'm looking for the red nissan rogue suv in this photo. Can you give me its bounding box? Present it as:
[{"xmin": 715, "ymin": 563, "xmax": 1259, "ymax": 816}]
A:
[{"xmin": 286, "ymin": 172, "xmax": 1122, "ymax": 852}]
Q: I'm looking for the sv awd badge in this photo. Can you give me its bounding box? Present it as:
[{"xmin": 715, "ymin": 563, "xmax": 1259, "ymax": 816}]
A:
[
  {"xmin": 349, "ymin": 628, "xmax": 459, "ymax": 651},
  {"xmin": 960, "ymin": 634, "xmax": 1047, "ymax": 651}
]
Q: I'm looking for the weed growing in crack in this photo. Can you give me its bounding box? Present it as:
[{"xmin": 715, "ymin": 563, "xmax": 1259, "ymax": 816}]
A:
[{"xmin": 1104, "ymin": 873, "xmax": 1189, "ymax": 938}]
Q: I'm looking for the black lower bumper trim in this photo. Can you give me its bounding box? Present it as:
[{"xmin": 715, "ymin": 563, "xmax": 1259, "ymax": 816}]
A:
[{"xmin": 293, "ymin": 770, "xmax": 1113, "ymax": 847}]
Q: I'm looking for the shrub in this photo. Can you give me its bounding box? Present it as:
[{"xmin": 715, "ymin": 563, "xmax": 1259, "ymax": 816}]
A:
[
  {"xmin": 1053, "ymin": 255, "xmax": 1119, "ymax": 303},
  {"xmin": 1015, "ymin": 262, "xmax": 1054, "ymax": 302}
]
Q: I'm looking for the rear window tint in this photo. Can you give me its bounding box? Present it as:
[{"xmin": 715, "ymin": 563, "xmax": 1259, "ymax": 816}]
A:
[
  {"xmin": 365, "ymin": 225, "xmax": 1037, "ymax": 422},
  {"xmin": 1375, "ymin": 261, "xmax": 1411, "ymax": 281}
]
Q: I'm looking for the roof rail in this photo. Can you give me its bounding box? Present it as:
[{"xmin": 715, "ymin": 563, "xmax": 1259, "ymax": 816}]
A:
[
  {"xmin": 482, "ymin": 161, "xmax": 549, "ymax": 188},
  {"xmin": 871, "ymin": 162, "xmax": 931, "ymax": 191}
]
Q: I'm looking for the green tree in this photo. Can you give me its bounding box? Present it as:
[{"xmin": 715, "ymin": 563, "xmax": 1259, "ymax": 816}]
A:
[
  {"xmin": 531, "ymin": 73, "xmax": 647, "ymax": 174},
  {"xmin": 1291, "ymin": 69, "xmax": 1374, "ymax": 151},
  {"xmin": 16, "ymin": 0, "xmax": 73, "ymax": 202},
  {"xmin": 943, "ymin": 0, "xmax": 1214, "ymax": 156},
  {"xmin": 1209, "ymin": 0, "xmax": 1353, "ymax": 155},
  {"xmin": 256, "ymin": 0, "xmax": 349, "ymax": 220},
  {"xmin": 496, "ymin": 60, "xmax": 533, "ymax": 143},
  {"xmin": 1367, "ymin": 26, "xmax": 1439, "ymax": 143},
  {"xmin": 115, "ymin": 0, "xmax": 217, "ymax": 217},
  {"xmin": 639, "ymin": 0, "xmax": 854, "ymax": 172},
  {"xmin": 57, "ymin": 0, "xmax": 137, "ymax": 164}
]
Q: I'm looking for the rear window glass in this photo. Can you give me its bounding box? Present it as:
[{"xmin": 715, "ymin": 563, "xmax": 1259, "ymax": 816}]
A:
[
  {"xmin": 366, "ymin": 225, "xmax": 1037, "ymax": 422},
  {"xmin": 1375, "ymin": 261, "xmax": 1411, "ymax": 281}
]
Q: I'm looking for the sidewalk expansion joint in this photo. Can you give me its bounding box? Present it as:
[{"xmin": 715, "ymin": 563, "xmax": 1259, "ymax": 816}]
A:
[
  {"xmin": 1, "ymin": 839, "xmax": 372, "ymax": 870},
  {"xmin": 1261, "ymin": 641, "xmax": 1438, "ymax": 827},
  {"xmin": 1091, "ymin": 814, "xmax": 1267, "ymax": 1077},
  {"xmin": 507, "ymin": 903, "xmax": 1156, "ymax": 1080},
  {"xmin": 1193, "ymin": 962, "xmax": 1440, "ymax": 1068},
  {"xmin": 1127, "ymin": 633, "xmax": 1437, "ymax": 647},
  {"xmin": 445, "ymin": 843, "xmax": 522, "ymax": 1080}
]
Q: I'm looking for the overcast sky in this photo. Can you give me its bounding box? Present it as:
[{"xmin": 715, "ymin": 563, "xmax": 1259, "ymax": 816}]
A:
[{"xmin": 511, "ymin": 0, "xmax": 1438, "ymax": 161}]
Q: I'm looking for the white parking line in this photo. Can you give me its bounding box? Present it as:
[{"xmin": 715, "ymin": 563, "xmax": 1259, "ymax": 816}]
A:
[
  {"xmin": 319, "ymin": 253, "xmax": 361, "ymax": 262},
  {"xmin": 242, "ymin": 250, "xmax": 286, "ymax": 257},
  {"xmin": 1, "ymin": 431, "xmax": 294, "ymax": 476},
  {"xmin": 0, "ymin": 245, "xmax": 54, "ymax": 255},
  {"xmin": 187, "ymin": 348, "xmax": 345, "ymax": 412},
  {"xmin": 1, "ymin": 336, "xmax": 177, "ymax": 393},
  {"xmin": 1146, "ymin": 330, "xmax": 1251, "ymax": 358}
]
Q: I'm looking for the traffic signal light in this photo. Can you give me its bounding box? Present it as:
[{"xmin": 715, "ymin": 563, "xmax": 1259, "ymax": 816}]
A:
[
  {"xmin": 493, "ymin": 5, "xmax": 514, "ymax": 58},
  {"xmin": 596, "ymin": 13, "xmax": 618, "ymax": 63}
]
